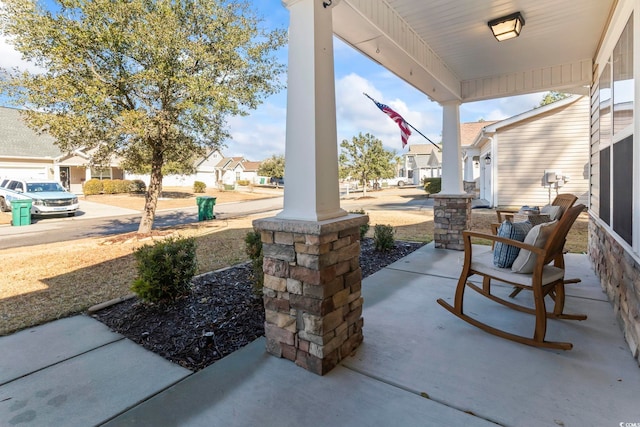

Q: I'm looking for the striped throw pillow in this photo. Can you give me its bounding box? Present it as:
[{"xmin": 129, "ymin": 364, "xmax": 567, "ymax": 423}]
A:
[{"xmin": 493, "ymin": 221, "xmax": 533, "ymax": 268}]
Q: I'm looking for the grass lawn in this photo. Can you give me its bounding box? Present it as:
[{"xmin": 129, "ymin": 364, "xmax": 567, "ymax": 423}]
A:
[{"xmin": 0, "ymin": 188, "xmax": 588, "ymax": 336}]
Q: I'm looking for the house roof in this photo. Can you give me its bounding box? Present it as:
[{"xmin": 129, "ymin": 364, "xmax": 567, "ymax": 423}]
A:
[
  {"xmin": 214, "ymin": 157, "xmax": 236, "ymax": 169},
  {"xmin": 242, "ymin": 161, "xmax": 261, "ymax": 172},
  {"xmin": 460, "ymin": 121, "xmax": 498, "ymax": 146},
  {"xmin": 214, "ymin": 156, "xmax": 260, "ymax": 172},
  {"xmin": 406, "ymin": 144, "xmax": 438, "ymax": 155},
  {"xmin": 0, "ymin": 107, "xmax": 64, "ymax": 159},
  {"xmin": 228, "ymin": 157, "xmax": 245, "ymax": 170}
]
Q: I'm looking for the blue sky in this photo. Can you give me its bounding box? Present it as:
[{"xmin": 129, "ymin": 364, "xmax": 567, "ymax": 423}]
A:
[{"xmin": 0, "ymin": 0, "xmax": 546, "ymax": 161}]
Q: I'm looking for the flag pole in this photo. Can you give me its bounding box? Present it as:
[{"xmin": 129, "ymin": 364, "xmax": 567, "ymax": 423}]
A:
[
  {"xmin": 405, "ymin": 122, "xmax": 441, "ymax": 151},
  {"xmin": 363, "ymin": 93, "xmax": 440, "ymax": 151}
]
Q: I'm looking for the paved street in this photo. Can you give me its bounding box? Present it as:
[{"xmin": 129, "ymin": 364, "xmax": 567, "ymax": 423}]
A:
[
  {"xmin": 0, "ymin": 197, "xmax": 284, "ymax": 249},
  {"xmin": 0, "ymin": 186, "xmax": 436, "ymax": 249}
]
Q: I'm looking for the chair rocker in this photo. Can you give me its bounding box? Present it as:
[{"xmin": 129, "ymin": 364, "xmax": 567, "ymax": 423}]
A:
[{"xmin": 437, "ymin": 204, "xmax": 587, "ymax": 350}]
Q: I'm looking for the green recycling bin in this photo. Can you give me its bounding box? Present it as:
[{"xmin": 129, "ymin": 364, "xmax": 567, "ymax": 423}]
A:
[
  {"xmin": 11, "ymin": 199, "xmax": 32, "ymax": 226},
  {"xmin": 196, "ymin": 196, "xmax": 216, "ymax": 221}
]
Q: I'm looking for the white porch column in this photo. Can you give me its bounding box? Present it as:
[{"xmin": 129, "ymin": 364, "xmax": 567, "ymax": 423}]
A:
[
  {"xmin": 278, "ymin": 0, "xmax": 346, "ymax": 221},
  {"xmin": 440, "ymin": 101, "xmax": 464, "ymax": 194},
  {"xmin": 462, "ymin": 154, "xmax": 474, "ymax": 182},
  {"xmin": 255, "ymin": 0, "xmax": 364, "ymax": 376},
  {"xmin": 433, "ymin": 100, "xmax": 472, "ymax": 250}
]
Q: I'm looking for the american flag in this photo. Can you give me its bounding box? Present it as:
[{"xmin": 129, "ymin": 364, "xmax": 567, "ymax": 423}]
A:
[{"xmin": 365, "ymin": 93, "xmax": 411, "ymax": 148}]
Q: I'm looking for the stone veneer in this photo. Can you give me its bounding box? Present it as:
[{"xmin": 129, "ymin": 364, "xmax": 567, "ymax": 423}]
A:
[
  {"xmin": 589, "ymin": 217, "xmax": 640, "ymax": 364},
  {"xmin": 463, "ymin": 180, "xmax": 477, "ymax": 197},
  {"xmin": 432, "ymin": 194, "xmax": 473, "ymax": 251},
  {"xmin": 252, "ymin": 214, "xmax": 369, "ymax": 375}
]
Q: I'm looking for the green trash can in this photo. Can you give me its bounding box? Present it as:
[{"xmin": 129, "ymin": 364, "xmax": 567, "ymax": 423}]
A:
[
  {"xmin": 11, "ymin": 199, "xmax": 32, "ymax": 226},
  {"xmin": 196, "ymin": 196, "xmax": 216, "ymax": 221}
]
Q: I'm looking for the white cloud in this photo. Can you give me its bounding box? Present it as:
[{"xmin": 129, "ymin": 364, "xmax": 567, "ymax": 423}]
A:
[
  {"xmin": 0, "ymin": 35, "xmax": 43, "ymax": 74},
  {"xmin": 460, "ymin": 92, "xmax": 544, "ymax": 122},
  {"xmin": 226, "ymin": 101, "xmax": 287, "ymax": 161}
]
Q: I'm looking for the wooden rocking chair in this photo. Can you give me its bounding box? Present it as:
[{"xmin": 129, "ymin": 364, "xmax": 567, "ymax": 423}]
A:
[
  {"xmin": 492, "ymin": 193, "xmax": 580, "ymax": 298},
  {"xmin": 437, "ymin": 204, "xmax": 587, "ymax": 350}
]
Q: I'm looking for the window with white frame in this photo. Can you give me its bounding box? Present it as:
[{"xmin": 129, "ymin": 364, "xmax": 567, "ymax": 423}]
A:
[
  {"xmin": 596, "ymin": 14, "xmax": 634, "ymax": 246},
  {"xmin": 90, "ymin": 167, "xmax": 112, "ymax": 180}
]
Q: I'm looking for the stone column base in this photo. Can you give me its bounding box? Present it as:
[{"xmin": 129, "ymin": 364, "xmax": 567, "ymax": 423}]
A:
[
  {"xmin": 433, "ymin": 194, "xmax": 473, "ymax": 251},
  {"xmin": 253, "ymin": 214, "xmax": 369, "ymax": 375}
]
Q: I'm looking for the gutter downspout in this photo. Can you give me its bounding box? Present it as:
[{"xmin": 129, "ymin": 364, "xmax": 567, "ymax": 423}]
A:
[{"xmin": 487, "ymin": 135, "xmax": 496, "ymax": 208}]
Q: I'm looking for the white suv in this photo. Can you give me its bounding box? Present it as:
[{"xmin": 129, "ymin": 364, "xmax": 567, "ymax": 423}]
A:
[
  {"xmin": 0, "ymin": 179, "xmax": 79, "ymax": 216},
  {"xmin": 384, "ymin": 177, "xmax": 409, "ymax": 187}
]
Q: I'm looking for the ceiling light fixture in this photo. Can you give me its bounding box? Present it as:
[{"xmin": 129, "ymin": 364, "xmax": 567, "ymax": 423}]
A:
[{"xmin": 488, "ymin": 12, "xmax": 525, "ymax": 42}]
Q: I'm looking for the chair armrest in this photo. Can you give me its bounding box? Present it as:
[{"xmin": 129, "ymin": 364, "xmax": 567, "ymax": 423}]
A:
[
  {"xmin": 462, "ymin": 230, "xmax": 545, "ymax": 256},
  {"xmin": 490, "ymin": 223, "xmax": 500, "ymax": 235},
  {"xmin": 496, "ymin": 209, "xmax": 517, "ymax": 222},
  {"xmin": 489, "ymin": 223, "xmax": 500, "ymax": 249}
]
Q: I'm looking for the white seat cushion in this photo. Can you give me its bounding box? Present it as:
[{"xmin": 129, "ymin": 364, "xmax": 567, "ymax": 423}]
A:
[{"xmin": 472, "ymin": 250, "xmax": 564, "ymax": 286}]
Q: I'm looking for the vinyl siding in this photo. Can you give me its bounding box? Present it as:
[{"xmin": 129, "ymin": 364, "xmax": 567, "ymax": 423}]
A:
[{"xmin": 496, "ymin": 96, "xmax": 590, "ymax": 208}]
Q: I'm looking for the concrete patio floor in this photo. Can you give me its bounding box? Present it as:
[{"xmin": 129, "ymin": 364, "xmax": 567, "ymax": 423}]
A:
[{"xmin": 2, "ymin": 243, "xmax": 639, "ymax": 426}]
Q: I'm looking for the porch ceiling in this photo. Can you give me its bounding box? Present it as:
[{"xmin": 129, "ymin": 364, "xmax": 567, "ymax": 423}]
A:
[{"xmin": 332, "ymin": 0, "xmax": 615, "ymax": 103}]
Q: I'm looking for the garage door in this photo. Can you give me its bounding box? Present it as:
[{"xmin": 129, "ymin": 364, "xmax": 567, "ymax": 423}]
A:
[{"xmin": 0, "ymin": 166, "xmax": 48, "ymax": 179}]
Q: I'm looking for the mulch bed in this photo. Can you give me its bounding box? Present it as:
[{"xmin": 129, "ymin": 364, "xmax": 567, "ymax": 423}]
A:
[{"xmin": 92, "ymin": 238, "xmax": 425, "ymax": 371}]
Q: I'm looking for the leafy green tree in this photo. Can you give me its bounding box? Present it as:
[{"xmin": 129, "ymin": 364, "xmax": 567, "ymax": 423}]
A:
[
  {"xmin": 539, "ymin": 91, "xmax": 569, "ymax": 107},
  {"xmin": 0, "ymin": 0, "xmax": 286, "ymax": 233},
  {"xmin": 339, "ymin": 133, "xmax": 396, "ymax": 197},
  {"xmin": 258, "ymin": 154, "xmax": 285, "ymax": 180}
]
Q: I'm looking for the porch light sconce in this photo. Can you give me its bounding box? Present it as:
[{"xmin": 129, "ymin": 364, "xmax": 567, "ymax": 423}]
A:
[
  {"xmin": 323, "ymin": 0, "xmax": 332, "ymax": 8},
  {"xmin": 488, "ymin": 12, "xmax": 525, "ymax": 41},
  {"xmin": 485, "ymin": 155, "xmax": 491, "ymax": 165}
]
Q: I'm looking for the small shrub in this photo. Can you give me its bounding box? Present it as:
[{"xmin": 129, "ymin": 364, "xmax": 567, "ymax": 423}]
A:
[
  {"xmin": 102, "ymin": 179, "xmax": 129, "ymax": 194},
  {"xmin": 130, "ymin": 179, "xmax": 146, "ymax": 193},
  {"xmin": 350, "ymin": 209, "xmax": 370, "ymax": 239},
  {"xmin": 83, "ymin": 179, "xmax": 103, "ymax": 195},
  {"xmin": 193, "ymin": 181, "xmax": 206, "ymax": 193},
  {"xmin": 115, "ymin": 179, "xmax": 132, "ymax": 193},
  {"xmin": 237, "ymin": 180, "xmax": 250, "ymax": 186},
  {"xmin": 373, "ymin": 224, "xmax": 395, "ymax": 251},
  {"xmin": 101, "ymin": 179, "xmax": 117, "ymax": 194},
  {"xmin": 245, "ymin": 230, "xmax": 263, "ymax": 295},
  {"xmin": 131, "ymin": 236, "xmax": 197, "ymax": 303},
  {"xmin": 423, "ymin": 177, "xmax": 442, "ymax": 195}
]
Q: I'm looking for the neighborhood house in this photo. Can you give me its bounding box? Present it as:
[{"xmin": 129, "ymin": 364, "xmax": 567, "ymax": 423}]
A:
[{"xmin": 0, "ymin": 106, "xmax": 262, "ymax": 192}]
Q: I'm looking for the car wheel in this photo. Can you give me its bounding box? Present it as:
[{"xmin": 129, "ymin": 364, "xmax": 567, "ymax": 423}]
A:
[
  {"xmin": 0, "ymin": 197, "xmax": 8, "ymax": 212},
  {"xmin": 397, "ymin": 181, "xmax": 405, "ymax": 187}
]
